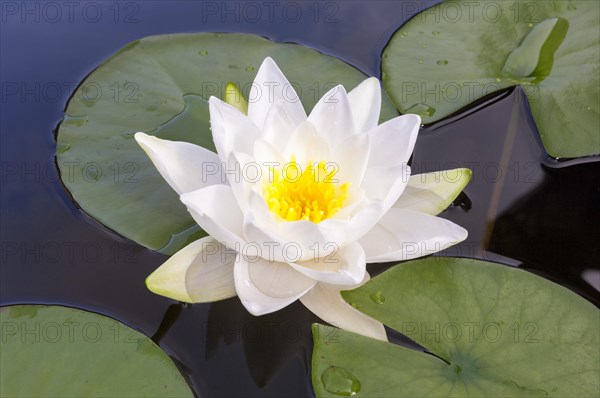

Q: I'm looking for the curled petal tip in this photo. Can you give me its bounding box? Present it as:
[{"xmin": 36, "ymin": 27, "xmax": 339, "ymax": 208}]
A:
[
  {"xmin": 364, "ymin": 76, "xmax": 379, "ymax": 85},
  {"xmin": 458, "ymin": 225, "xmax": 469, "ymax": 241},
  {"xmin": 262, "ymin": 56, "xmax": 276, "ymax": 65},
  {"xmin": 336, "ymin": 84, "xmax": 347, "ymax": 94},
  {"xmin": 144, "ymin": 268, "xmax": 192, "ymax": 304},
  {"xmin": 405, "ymin": 113, "xmax": 422, "ymax": 126},
  {"xmin": 134, "ymin": 131, "xmax": 148, "ymax": 142}
]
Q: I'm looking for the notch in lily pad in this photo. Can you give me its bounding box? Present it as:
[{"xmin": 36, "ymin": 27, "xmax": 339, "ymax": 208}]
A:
[
  {"xmin": 502, "ymin": 17, "xmax": 569, "ymax": 83},
  {"xmin": 382, "ymin": 0, "xmax": 600, "ymax": 158}
]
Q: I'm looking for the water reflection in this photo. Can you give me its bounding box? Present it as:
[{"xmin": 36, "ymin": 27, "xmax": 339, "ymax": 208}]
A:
[
  {"xmin": 489, "ymin": 161, "xmax": 600, "ymax": 304},
  {"xmin": 413, "ymin": 86, "xmax": 599, "ymax": 305},
  {"xmin": 582, "ymin": 270, "xmax": 600, "ymax": 293},
  {"xmin": 206, "ymin": 299, "xmax": 319, "ymax": 389}
]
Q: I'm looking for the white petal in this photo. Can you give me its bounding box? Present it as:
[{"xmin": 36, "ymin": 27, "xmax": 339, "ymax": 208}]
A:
[
  {"xmin": 359, "ymin": 208, "xmax": 468, "ymax": 263},
  {"xmin": 243, "ymin": 209, "xmax": 342, "ymax": 263},
  {"xmin": 278, "ymin": 218, "xmax": 346, "ymax": 259},
  {"xmin": 300, "ymin": 274, "xmax": 387, "ymax": 341},
  {"xmin": 242, "ymin": 213, "xmax": 288, "ymax": 262},
  {"xmin": 223, "ymin": 151, "xmax": 259, "ymax": 213},
  {"xmin": 344, "ymin": 199, "xmax": 386, "ymax": 242},
  {"xmin": 253, "ymin": 139, "xmax": 285, "ymax": 167},
  {"xmin": 134, "ymin": 133, "xmax": 224, "ymax": 195},
  {"xmin": 330, "ymin": 186, "xmax": 366, "ymax": 220},
  {"xmin": 288, "ymin": 242, "xmax": 366, "ymax": 285},
  {"xmin": 308, "ymin": 85, "xmax": 355, "ymax": 146},
  {"xmin": 209, "ymin": 96, "xmax": 262, "ymax": 161},
  {"xmin": 234, "ymin": 253, "xmax": 316, "ymax": 315},
  {"xmin": 261, "ymin": 100, "xmax": 301, "ymax": 149},
  {"xmin": 347, "ymin": 77, "xmax": 381, "ymax": 133},
  {"xmin": 283, "ymin": 120, "xmax": 330, "ymax": 165},
  {"xmin": 180, "ymin": 185, "xmax": 246, "ymax": 250},
  {"xmin": 243, "ymin": 191, "xmax": 346, "ymax": 262},
  {"xmin": 394, "ymin": 168, "xmax": 472, "ymax": 215},
  {"xmin": 367, "ymin": 114, "xmax": 421, "ymax": 168},
  {"xmin": 361, "ymin": 164, "xmax": 412, "ymax": 210},
  {"xmin": 247, "ymin": 57, "xmax": 306, "ymax": 130},
  {"xmin": 145, "ymin": 237, "xmax": 237, "ymax": 303},
  {"xmin": 326, "ymin": 132, "xmax": 370, "ymax": 188}
]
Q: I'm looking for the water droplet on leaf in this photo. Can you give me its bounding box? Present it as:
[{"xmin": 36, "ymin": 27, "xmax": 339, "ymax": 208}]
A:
[
  {"xmin": 57, "ymin": 143, "xmax": 71, "ymax": 154},
  {"xmin": 321, "ymin": 366, "xmax": 361, "ymax": 396},
  {"xmin": 82, "ymin": 98, "xmax": 96, "ymax": 108},
  {"xmin": 406, "ymin": 103, "xmax": 436, "ymax": 117},
  {"xmin": 63, "ymin": 115, "xmax": 88, "ymax": 127},
  {"xmin": 369, "ymin": 291, "xmax": 385, "ymax": 304}
]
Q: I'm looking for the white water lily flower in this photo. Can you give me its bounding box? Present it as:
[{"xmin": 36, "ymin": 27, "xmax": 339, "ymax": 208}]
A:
[{"xmin": 135, "ymin": 57, "xmax": 470, "ymax": 341}]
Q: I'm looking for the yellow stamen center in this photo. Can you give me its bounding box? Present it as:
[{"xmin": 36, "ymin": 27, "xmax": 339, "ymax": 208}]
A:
[{"xmin": 264, "ymin": 157, "xmax": 350, "ymax": 223}]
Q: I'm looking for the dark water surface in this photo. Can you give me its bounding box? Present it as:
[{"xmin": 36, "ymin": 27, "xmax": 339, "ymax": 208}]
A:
[{"xmin": 1, "ymin": 1, "xmax": 598, "ymax": 397}]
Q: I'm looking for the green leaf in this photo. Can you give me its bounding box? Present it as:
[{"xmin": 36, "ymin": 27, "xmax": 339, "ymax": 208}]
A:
[
  {"xmin": 312, "ymin": 257, "xmax": 600, "ymax": 397},
  {"xmin": 382, "ymin": 0, "xmax": 600, "ymax": 158},
  {"xmin": 0, "ymin": 305, "xmax": 193, "ymax": 397},
  {"xmin": 56, "ymin": 33, "xmax": 398, "ymax": 254}
]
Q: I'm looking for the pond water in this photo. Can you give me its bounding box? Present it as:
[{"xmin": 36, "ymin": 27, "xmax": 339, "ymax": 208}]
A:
[{"xmin": 1, "ymin": 1, "xmax": 598, "ymax": 397}]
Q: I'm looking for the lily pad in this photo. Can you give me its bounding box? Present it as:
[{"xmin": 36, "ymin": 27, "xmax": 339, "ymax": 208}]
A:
[
  {"xmin": 382, "ymin": 0, "xmax": 600, "ymax": 158},
  {"xmin": 312, "ymin": 257, "xmax": 600, "ymax": 397},
  {"xmin": 56, "ymin": 33, "xmax": 398, "ymax": 254},
  {"xmin": 0, "ymin": 305, "xmax": 193, "ymax": 397}
]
